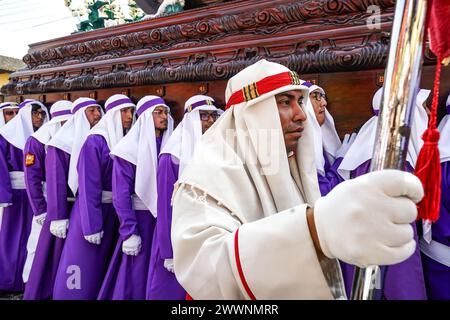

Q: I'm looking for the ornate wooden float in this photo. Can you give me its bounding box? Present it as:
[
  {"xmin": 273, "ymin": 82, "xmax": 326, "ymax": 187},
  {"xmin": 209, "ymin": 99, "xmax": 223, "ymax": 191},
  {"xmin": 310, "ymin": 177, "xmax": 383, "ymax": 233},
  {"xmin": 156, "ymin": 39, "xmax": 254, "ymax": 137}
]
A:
[{"xmin": 2, "ymin": 0, "xmax": 449, "ymax": 134}]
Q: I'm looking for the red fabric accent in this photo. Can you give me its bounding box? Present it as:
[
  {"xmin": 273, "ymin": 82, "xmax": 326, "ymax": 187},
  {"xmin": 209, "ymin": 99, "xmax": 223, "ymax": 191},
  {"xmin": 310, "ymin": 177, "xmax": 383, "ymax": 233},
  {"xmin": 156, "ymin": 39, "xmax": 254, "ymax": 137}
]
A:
[
  {"xmin": 186, "ymin": 293, "xmax": 193, "ymax": 300},
  {"xmin": 414, "ymin": 0, "xmax": 449, "ymax": 223},
  {"xmin": 234, "ymin": 229, "xmax": 256, "ymax": 300},
  {"xmin": 427, "ymin": 0, "xmax": 450, "ymax": 63},
  {"xmin": 225, "ymin": 71, "xmax": 297, "ymax": 110},
  {"xmin": 226, "ymin": 90, "xmax": 245, "ymax": 110}
]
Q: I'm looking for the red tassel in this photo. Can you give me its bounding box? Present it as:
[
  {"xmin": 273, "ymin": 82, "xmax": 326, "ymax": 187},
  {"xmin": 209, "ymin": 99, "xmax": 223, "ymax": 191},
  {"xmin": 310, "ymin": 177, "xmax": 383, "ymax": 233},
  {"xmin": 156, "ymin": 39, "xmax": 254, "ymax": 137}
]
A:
[
  {"xmin": 414, "ymin": 128, "xmax": 441, "ymax": 222},
  {"xmin": 414, "ymin": 59, "xmax": 442, "ymax": 223}
]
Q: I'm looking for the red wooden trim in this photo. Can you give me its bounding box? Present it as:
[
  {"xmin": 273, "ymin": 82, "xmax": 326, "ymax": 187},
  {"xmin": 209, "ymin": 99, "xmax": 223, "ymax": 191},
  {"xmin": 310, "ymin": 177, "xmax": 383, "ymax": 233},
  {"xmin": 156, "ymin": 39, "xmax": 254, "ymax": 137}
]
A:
[{"xmin": 234, "ymin": 229, "xmax": 256, "ymax": 300}]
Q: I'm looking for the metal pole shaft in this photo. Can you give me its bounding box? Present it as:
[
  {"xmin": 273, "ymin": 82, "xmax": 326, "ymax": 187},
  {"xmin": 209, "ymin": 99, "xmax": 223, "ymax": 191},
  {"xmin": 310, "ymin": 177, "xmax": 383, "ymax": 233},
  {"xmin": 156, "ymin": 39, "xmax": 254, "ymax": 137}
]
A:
[{"xmin": 351, "ymin": 0, "xmax": 428, "ymax": 300}]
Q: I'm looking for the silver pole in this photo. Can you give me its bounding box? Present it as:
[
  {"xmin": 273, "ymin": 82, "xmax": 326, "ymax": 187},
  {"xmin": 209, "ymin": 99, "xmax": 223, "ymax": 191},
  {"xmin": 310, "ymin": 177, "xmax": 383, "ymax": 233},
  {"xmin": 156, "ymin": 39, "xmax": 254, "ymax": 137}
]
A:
[{"xmin": 351, "ymin": 0, "xmax": 428, "ymax": 300}]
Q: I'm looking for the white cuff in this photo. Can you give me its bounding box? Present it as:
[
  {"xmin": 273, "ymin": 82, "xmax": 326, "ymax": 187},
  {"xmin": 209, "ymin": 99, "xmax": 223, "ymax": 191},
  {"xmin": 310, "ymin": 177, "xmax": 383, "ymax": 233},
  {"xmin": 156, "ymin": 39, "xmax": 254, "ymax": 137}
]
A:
[{"xmin": 0, "ymin": 203, "xmax": 12, "ymax": 208}]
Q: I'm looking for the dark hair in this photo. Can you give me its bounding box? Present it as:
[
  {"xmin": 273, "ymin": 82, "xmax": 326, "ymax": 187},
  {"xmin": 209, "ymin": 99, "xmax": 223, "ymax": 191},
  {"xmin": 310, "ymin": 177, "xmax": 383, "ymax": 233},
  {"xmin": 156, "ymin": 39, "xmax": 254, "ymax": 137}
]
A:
[{"xmin": 31, "ymin": 103, "xmax": 43, "ymax": 112}]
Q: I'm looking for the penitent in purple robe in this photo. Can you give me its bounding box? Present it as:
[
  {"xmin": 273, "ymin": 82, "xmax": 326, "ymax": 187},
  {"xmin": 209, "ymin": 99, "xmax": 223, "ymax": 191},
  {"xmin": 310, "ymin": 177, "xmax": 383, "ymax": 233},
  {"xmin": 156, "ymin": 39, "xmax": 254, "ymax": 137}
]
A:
[
  {"xmin": 420, "ymin": 161, "xmax": 450, "ymax": 300},
  {"xmin": 22, "ymin": 137, "xmax": 47, "ymax": 289},
  {"xmin": 52, "ymin": 135, "xmax": 119, "ymax": 300},
  {"xmin": 23, "ymin": 145, "xmax": 73, "ymax": 299},
  {"xmin": 318, "ymin": 152, "xmax": 344, "ymax": 196},
  {"xmin": 0, "ymin": 135, "xmax": 34, "ymax": 292},
  {"xmin": 146, "ymin": 153, "xmax": 186, "ymax": 300},
  {"xmin": 340, "ymin": 159, "xmax": 427, "ymax": 300},
  {"xmin": 99, "ymin": 136, "xmax": 162, "ymax": 300}
]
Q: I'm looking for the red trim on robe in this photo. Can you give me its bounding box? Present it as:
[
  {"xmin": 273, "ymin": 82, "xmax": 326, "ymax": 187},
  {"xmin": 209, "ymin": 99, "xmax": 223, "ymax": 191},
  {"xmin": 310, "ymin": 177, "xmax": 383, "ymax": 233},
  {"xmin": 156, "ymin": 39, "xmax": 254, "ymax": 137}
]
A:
[{"xmin": 234, "ymin": 229, "xmax": 256, "ymax": 300}]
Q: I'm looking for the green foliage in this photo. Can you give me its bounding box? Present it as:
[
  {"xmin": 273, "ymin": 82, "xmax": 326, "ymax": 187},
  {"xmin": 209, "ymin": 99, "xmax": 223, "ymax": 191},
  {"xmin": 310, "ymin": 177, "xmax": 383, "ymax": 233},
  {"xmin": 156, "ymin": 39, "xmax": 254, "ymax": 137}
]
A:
[
  {"xmin": 71, "ymin": 0, "xmax": 146, "ymax": 32},
  {"xmin": 77, "ymin": 1, "xmax": 110, "ymax": 31},
  {"xmin": 91, "ymin": 0, "xmax": 108, "ymax": 11},
  {"xmin": 79, "ymin": 20, "xmax": 93, "ymax": 31},
  {"xmin": 165, "ymin": 3, "xmax": 184, "ymax": 15}
]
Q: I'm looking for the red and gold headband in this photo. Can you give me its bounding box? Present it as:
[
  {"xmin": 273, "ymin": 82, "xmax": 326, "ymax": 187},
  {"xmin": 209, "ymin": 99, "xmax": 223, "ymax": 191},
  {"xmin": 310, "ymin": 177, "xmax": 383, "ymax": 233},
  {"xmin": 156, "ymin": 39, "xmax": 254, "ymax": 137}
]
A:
[{"xmin": 225, "ymin": 71, "xmax": 302, "ymax": 110}]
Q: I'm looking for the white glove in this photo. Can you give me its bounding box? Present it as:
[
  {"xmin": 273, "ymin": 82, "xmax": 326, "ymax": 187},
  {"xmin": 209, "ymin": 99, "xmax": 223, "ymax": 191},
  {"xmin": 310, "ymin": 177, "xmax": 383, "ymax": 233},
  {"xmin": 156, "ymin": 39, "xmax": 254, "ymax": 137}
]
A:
[
  {"xmin": 50, "ymin": 219, "xmax": 69, "ymax": 239},
  {"xmin": 34, "ymin": 213, "xmax": 47, "ymax": 226},
  {"xmin": 164, "ymin": 259, "xmax": 175, "ymax": 273},
  {"xmin": 335, "ymin": 133, "xmax": 357, "ymax": 158},
  {"xmin": 84, "ymin": 231, "xmax": 104, "ymax": 245},
  {"xmin": 313, "ymin": 170, "xmax": 423, "ymax": 268},
  {"xmin": 122, "ymin": 234, "xmax": 142, "ymax": 256}
]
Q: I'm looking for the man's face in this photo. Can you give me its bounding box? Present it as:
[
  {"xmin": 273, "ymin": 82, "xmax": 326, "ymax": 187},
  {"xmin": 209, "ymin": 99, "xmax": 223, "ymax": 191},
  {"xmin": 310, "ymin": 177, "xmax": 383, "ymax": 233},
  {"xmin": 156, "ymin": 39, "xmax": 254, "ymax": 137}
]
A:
[
  {"xmin": 275, "ymin": 90, "xmax": 307, "ymax": 154},
  {"xmin": 121, "ymin": 107, "xmax": 134, "ymax": 131},
  {"xmin": 152, "ymin": 106, "xmax": 169, "ymax": 132},
  {"xmin": 31, "ymin": 107, "xmax": 46, "ymax": 130},
  {"xmin": 309, "ymin": 89, "xmax": 327, "ymax": 126},
  {"xmin": 85, "ymin": 106, "xmax": 102, "ymax": 128},
  {"xmin": 199, "ymin": 110, "xmax": 220, "ymax": 134},
  {"xmin": 3, "ymin": 108, "xmax": 18, "ymax": 123}
]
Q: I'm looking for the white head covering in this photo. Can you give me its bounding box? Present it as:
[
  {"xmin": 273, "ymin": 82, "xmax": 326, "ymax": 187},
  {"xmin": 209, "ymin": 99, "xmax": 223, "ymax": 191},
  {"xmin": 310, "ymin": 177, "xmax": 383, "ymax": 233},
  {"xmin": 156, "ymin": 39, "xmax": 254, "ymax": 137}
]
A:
[
  {"xmin": 47, "ymin": 97, "xmax": 102, "ymax": 195},
  {"xmin": 438, "ymin": 93, "xmax": 450, "ymax": 163},
  {"xmin": 0, "ymin": 102, "xmax": 19, "ymax": 128},
  {"xmin": 338, "ymin": 88, "xmax": 429, "ymax": 179},
  {"xmin": 161, "ymin": 94, "xmax": 219, "ymax": 175},
  {"xmin": 111, "ymin": 95, "xmax": 174, "ymax": 216},
  {"xmin": 408, "ymin": 89, "xmax": 430, "ymax": 165},
  {"xmin": 301, "ymin": 81, "xmax": 341, "ymax": 175},
  {"xmin": 89, "ymin": 94, "xmax": 136, "ymax": 150},
  {"xmin": 0, "ymin": 99, "xmax": 49, "ymax": 150},
  {"xmin": 176, "ymin": 59, "xmax": 321, "ymax": 220},
  {"xmin": 32, "ymin": 100, "xmax": 73, "ymax": 147}
]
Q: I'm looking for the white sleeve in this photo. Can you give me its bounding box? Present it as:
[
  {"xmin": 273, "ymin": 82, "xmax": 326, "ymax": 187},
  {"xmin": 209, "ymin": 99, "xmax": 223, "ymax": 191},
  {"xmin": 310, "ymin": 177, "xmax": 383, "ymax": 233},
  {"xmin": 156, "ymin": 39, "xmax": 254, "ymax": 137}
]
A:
[{"xmin": 171, "ymin": 184, "xmax": 334, "ymax": 300}]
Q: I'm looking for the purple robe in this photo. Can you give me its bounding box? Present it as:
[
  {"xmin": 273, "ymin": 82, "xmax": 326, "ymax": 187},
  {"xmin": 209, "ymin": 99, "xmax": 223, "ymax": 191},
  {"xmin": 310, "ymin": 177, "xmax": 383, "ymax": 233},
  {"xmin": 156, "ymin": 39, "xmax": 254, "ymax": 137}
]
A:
[
  {"xmin": 24, "ymin": 136, "xmax": 47, "ymax": 216},
  {"xmin": 146, "ymin": 153, "xmax": 186, "ymax": 300},
  {"xmin": 318, "ymin": 153, "xmax": 344, "ymax": 196},
  {"xmin": 52, "ymin": 135, "xmax": 119, "ymax": 300},
  {"xmin": 99, "ymin": 136, "xmax": 162, "ymax": 300},
  {"xmin": 23, "ymin": 146, "xmax": 73, "ymax": 299},
  {"xmin": 0, "ymin": 135, "xmax": 33, "ymax": 292},
  {"xmin": 420, "ymin": 161, "xmax": 450, "ymax": 299},
  {"xmin": 340, "ymin": 159, "xmax": 427, "ymax": 300}
]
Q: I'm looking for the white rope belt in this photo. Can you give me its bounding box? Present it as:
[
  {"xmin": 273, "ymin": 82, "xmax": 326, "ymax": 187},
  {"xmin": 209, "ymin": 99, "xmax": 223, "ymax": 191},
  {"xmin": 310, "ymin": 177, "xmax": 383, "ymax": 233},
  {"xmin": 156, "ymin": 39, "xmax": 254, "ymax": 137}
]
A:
[
  {"xmin": 9, "ymin": 171, "xmax": 25, "ymax": 190},
  {"xmin": 42, "ymin": 181, "xmax": 47, "ymax": 200},
  {"xmin": 42, "ymin": 182, "xmax": 75, "ymax": 202},
  {"xmin": 101, "ymin": 191, "xmax": 113, "ymax": 204},
  {"xmin": 420, "ymin": 238, "xmax": 450, "ymax": 268},
  {"xmin": 132, "ymin": 194, "xmax": 148, "ymax": 211}
]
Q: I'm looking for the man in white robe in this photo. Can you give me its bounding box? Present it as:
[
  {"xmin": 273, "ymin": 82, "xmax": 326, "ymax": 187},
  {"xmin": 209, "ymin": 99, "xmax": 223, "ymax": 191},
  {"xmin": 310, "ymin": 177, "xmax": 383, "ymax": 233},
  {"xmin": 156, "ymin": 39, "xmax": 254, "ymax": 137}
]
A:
[{"xmin": 171, "ymin": 59, "xmax": 424, "ymax": 300}]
